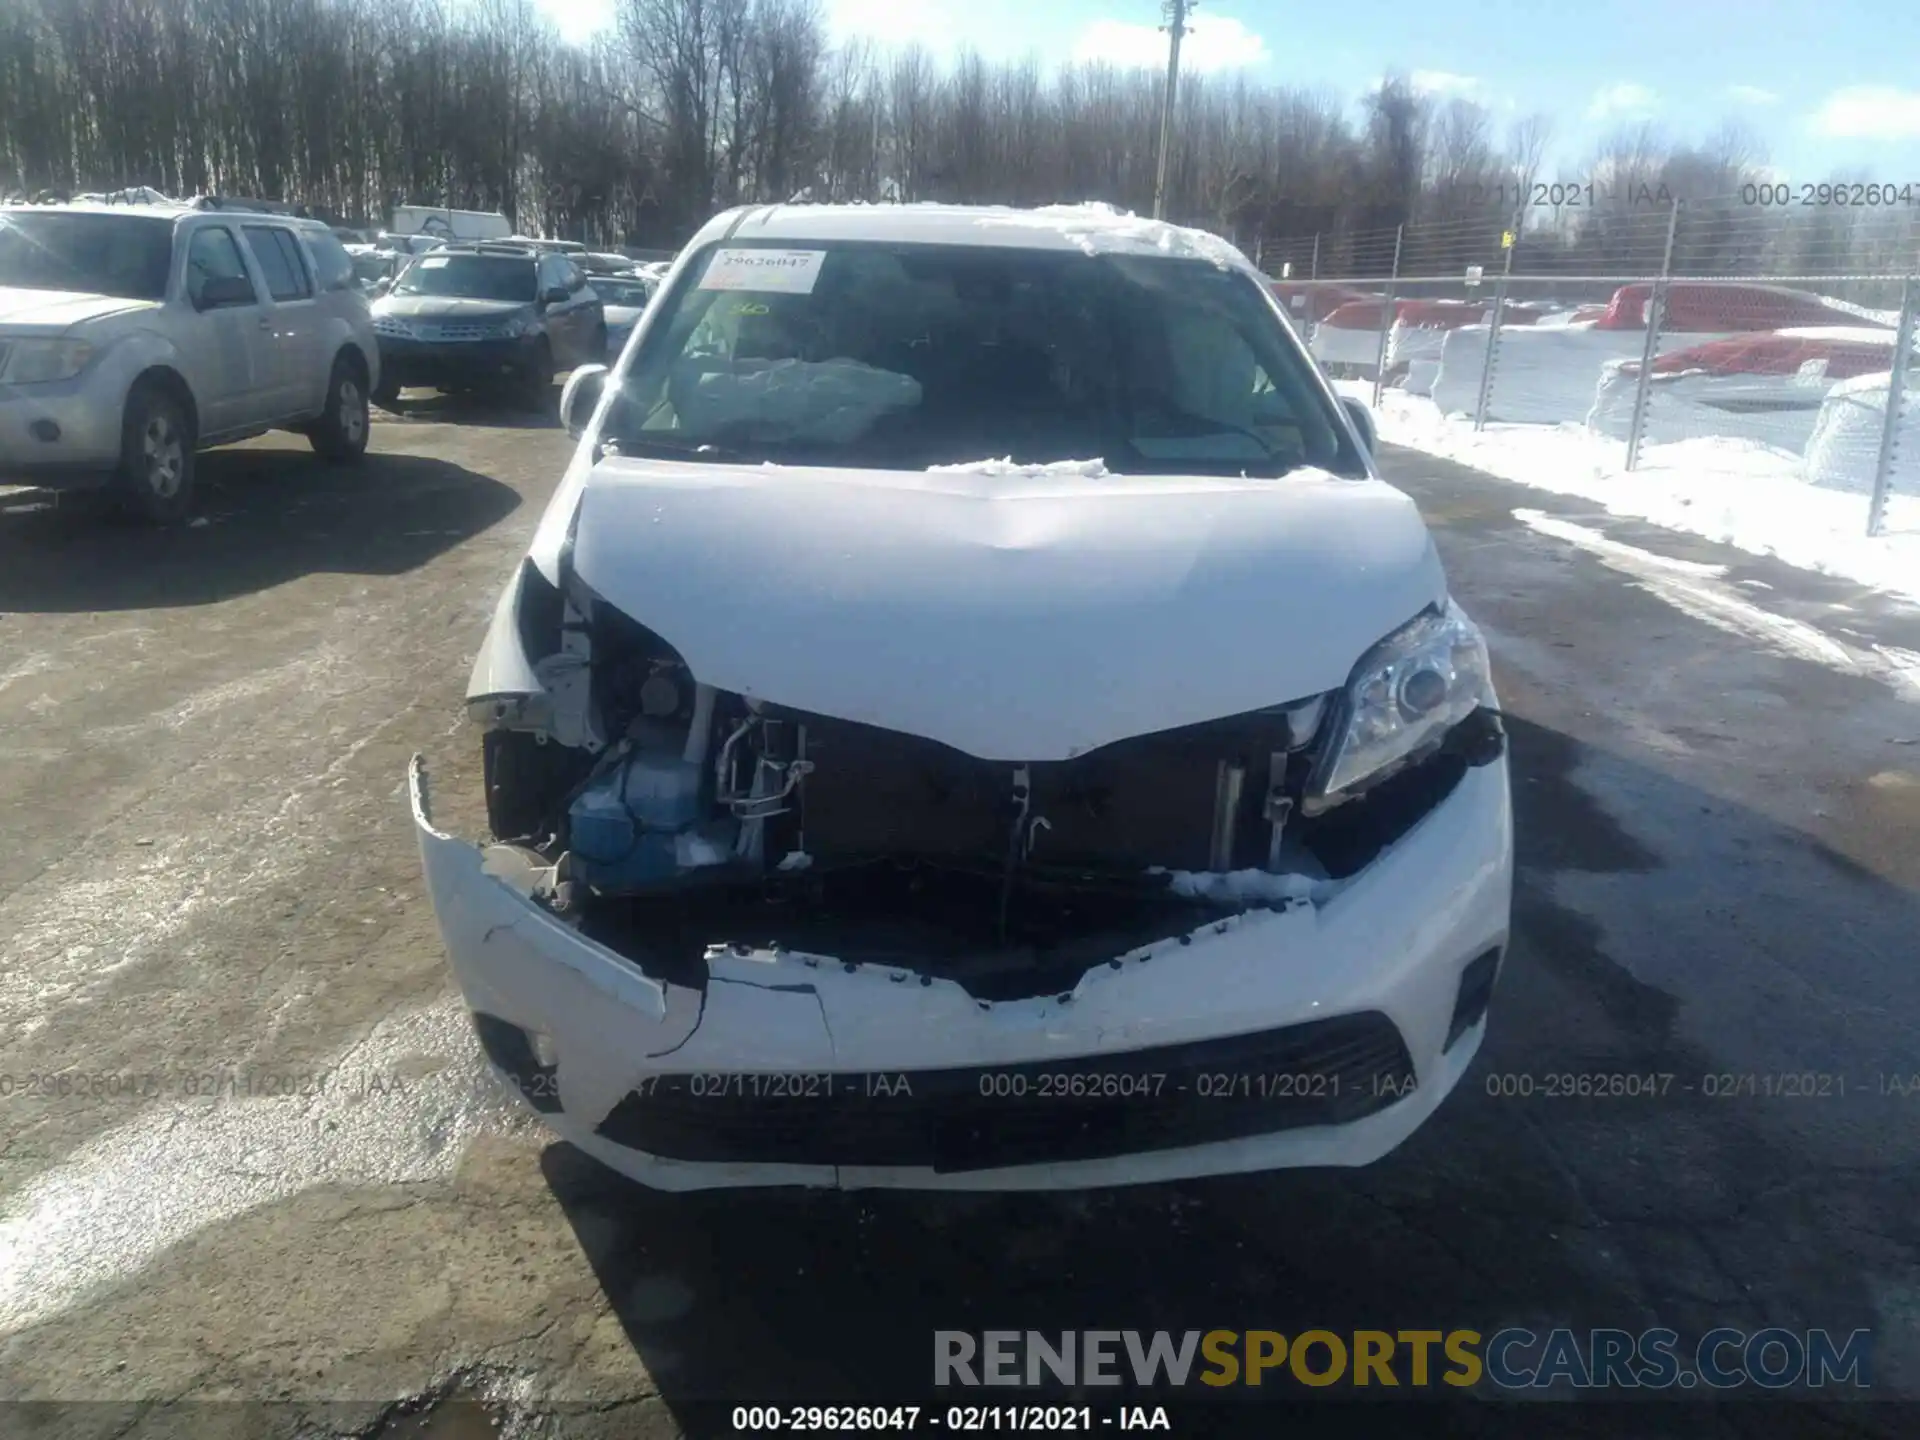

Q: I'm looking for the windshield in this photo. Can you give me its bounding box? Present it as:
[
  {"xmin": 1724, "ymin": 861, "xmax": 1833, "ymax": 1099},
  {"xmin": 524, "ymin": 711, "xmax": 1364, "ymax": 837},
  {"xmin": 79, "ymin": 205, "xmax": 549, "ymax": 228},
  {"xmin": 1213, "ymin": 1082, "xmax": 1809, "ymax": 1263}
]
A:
[
  {"xmin": 602, "ymin": 241, "xmax": 1361, "ymax": 477},
  {"xmin": 595, "ymin": 280, "xmax": 654, "ymax": 308},
  {"xmin": 392, "ymin": 253, "xmax": 535, "ymax": 302},
  {"xmin": 0, "ymin": 211, "xmax": 174, "ymax": 301}
]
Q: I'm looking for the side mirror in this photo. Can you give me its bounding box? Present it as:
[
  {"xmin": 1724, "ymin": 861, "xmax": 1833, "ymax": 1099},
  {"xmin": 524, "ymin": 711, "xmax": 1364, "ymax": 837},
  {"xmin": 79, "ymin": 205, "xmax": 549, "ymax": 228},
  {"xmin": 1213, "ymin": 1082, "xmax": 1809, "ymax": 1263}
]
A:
[
  {"xmin": 196, "ymin": 274, "xmax": 255, "ymax": 310},
  {"xmin": 541, "ymin": 284, "xmax": 569, "ymax": 306},
  {"xmin": 560, "ymin": 363, "xmax": 608, "ymax": 440},
  {"xmin": 1341, "ymin": 396, "xmax": 1378, "ymax": 456}
]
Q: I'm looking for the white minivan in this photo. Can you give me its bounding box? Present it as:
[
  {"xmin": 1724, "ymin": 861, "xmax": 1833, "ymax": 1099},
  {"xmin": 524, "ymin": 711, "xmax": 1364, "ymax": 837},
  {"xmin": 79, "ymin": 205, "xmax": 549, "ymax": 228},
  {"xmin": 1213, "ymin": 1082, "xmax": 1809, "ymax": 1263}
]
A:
[
  {"xmin": 412, "ymin": 202, "xmax": 1513, "ymax": 1193},
  {"xmin": 0, "ymin": 202, "xmax": 381, "ymax": 521}
]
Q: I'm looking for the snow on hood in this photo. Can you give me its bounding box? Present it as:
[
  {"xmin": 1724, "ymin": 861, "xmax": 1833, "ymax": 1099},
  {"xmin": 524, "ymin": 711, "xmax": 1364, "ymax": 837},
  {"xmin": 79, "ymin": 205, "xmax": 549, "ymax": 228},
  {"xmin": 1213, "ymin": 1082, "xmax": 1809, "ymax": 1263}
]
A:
[
  {"xmin": 926, "ymin": 457, "xmax": 1110, "ymax": 477},
  {"xmin": 0, "ymin": 286, "xmax": 157, "ymax": 329},
  {"xmin": 557, "ymin": 460, "xmax": 1444, "ymax": 761}
]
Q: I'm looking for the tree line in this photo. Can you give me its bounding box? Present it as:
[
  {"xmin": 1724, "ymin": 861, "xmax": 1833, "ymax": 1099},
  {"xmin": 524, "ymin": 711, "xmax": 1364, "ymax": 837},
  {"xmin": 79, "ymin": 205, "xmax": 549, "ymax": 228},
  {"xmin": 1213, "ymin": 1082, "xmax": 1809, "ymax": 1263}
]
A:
[{"xmin": 2, "ymin": 0, "xmax": 1912, "ymax": 278}]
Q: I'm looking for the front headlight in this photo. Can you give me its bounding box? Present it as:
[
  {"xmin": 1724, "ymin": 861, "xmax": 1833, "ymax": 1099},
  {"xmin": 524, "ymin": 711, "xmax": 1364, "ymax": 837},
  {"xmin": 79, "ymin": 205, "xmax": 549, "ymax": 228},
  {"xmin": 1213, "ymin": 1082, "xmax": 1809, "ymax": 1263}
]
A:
[
  {"xmin": 500, "ymin": 311, "xmax": 540, "ymax": 338},
  {"xmin": 372, "ymin": 314, "xmax": 414, "ymax": 339},
  {"xmin": 1304, "ymin": 600, "xmax": 1493, "ymax": 812},
  {"xmin": 1, "ymin": 338, "xmax": 94, "ymax": 385}
]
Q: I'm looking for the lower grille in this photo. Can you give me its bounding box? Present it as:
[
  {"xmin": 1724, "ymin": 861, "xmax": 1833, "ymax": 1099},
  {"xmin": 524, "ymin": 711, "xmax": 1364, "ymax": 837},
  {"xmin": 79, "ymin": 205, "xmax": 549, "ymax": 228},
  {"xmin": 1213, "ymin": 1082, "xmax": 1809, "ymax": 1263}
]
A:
[
  {"xmin": 422, "ymin": 322, "xmax": 502, "ymax": 342},
  {"xmin": 594, "ymin": 1011, "xmax": 1415, "ymax": 1172}
]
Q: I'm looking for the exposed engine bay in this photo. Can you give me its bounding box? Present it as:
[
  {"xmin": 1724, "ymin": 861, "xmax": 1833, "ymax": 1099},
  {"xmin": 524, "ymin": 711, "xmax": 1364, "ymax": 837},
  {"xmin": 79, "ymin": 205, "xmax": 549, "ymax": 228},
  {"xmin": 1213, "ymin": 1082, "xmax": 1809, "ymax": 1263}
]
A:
[{"xmin": 480, "ymin": 571, "xmax": 1505, "ymax": 1001}]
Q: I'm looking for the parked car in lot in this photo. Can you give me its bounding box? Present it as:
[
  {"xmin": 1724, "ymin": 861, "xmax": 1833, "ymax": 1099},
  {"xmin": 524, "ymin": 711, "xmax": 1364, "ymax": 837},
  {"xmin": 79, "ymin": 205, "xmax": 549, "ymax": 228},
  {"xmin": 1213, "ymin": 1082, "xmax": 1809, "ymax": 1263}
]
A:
[
  {"xmin": 580, "ymin": 251, "xmax": 641, "ymax": 277},
  {"xmin": 368, "ymin": 242, "xmax": 605, "ymax": 406},
  {"xmin": 0, "ymin": 202, "xmax": 378, "ymax": 520},
  {"xmin": 411, "ymin": 201, "xmax": 1513, "ymax": 1193},
  {"xmin": 1586, "ymin": 326, "xmax": 1909, "ymax": 453},
  {"xmin": 345, "ymin": 244, "xmax": 399, "ymax": 294},
  {"xmin": 587, "ymin": 273, "xmax": 658, "ymax": 358}
]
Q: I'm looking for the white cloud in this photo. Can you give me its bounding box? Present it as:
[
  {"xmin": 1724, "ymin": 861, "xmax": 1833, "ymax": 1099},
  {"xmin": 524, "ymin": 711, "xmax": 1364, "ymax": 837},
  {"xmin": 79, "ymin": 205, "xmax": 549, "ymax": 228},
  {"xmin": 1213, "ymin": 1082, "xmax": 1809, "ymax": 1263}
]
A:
[
  {"xmin": 1809, "ymin": 85, "xmax": 1920, "ymax": 140},
  {"xmin": 1587, "ymin": 82, "xmax": 1659, "ymax": 121},
  {"xmin": 534, "ymin": 0, "xmax": 613, "ymax": 43},
  {"xmin": 1726, "ymin": 85, "xmax": 1780, "ymax": 107},
  {"xmin": 1410, "ymin": 70, "xmax": 1482, "ymax": 98},
  {"xmin": 827, "ymin": 0, "xmax": 957, "ymax": 51},
  {"xmin": 1074, "ymin": 15, "xmax": 1272, "ymax": 73}
]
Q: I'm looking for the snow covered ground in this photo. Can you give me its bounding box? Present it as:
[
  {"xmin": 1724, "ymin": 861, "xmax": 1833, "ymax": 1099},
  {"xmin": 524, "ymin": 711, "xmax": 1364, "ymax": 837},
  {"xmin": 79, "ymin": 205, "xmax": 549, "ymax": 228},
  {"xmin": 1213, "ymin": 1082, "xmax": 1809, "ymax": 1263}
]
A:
[{"xmin": 1337, "ymin": 381, "xmax": 1920, "ymax": 607}]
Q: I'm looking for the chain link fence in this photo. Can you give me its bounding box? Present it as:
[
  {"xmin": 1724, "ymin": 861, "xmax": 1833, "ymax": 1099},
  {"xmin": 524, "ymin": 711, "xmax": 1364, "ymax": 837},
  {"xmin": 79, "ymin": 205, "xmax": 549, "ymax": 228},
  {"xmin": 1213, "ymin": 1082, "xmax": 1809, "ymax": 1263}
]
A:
[{"xmin": 1257, "ymin": 203, "xmax": 1919, "ymax": 538}]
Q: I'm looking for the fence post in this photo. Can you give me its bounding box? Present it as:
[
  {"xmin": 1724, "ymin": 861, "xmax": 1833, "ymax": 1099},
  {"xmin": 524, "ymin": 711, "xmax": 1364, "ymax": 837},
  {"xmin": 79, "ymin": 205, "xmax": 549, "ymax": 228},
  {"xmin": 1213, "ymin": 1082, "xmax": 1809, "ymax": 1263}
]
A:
[
  {"xmin": 1311, "ymin": 233, "xmax": 1320, "ymax": 280},
  {"xmin": 1625, "ymin": 200, "xmax": 1682, "ymax": 473},
  {"xmin": 1868, "ymin": 275, "xmax": 1916, "ymax": 538},
  {"xmin": 1372, "ymin": 224, "xmax": 1404, "ymax": 408},
  {"xmin": 1473, "ymin": 274, "xmax": 1508, "ymax": 432}
]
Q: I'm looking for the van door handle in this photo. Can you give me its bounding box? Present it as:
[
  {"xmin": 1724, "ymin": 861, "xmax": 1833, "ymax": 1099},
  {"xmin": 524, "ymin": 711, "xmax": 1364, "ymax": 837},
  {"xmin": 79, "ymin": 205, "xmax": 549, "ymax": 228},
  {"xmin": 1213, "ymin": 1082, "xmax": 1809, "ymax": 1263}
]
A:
[{"xmin": 258, "ymin": 317, "xmax": 274, "ymax": 331}]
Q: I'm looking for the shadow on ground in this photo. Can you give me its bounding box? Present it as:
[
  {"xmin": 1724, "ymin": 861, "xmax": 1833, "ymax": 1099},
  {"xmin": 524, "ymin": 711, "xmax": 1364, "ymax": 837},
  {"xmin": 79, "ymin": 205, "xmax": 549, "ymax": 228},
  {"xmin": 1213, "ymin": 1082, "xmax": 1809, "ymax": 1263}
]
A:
[
  {"xmin": 535, "ymin": 717, "xmax": 1918, "ymax": 1435},
  {"xmin": 0, "ymin": 447, "xmax": 520, "ymax": 613},
  {"xmin": 377, "ymin": 382, "xmax": 563, "ymax": 431}
]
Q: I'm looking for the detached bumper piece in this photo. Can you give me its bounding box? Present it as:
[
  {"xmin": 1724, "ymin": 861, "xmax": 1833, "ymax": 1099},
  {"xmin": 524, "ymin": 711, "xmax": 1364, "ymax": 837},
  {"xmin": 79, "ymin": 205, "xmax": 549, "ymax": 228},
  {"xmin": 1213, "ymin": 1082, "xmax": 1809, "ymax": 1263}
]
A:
[{"xmin": 591, "ymin": 1011, "xmax": 1415, "ymax": 1174}]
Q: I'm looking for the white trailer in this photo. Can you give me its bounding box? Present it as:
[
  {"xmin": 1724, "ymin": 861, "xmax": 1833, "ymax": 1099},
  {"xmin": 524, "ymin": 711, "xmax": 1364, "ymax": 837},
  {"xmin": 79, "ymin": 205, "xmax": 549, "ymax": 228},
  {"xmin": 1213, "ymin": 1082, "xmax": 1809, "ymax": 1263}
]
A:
[{"xmin": 388, "ymin": 205, "xmax": 513, "ymax": 242}]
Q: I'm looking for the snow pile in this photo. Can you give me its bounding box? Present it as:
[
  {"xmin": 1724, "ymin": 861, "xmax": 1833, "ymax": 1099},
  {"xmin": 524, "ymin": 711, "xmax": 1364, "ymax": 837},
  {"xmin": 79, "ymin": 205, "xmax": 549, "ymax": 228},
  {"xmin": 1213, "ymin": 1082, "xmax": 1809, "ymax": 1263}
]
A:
[
  {"xmin": 1336, "ymin": 380, "xmax": 1920, "ymax": 605},
  {"xmin": 926, "ymin": 456, "xmax": 1110, "ymax": 477},
  {"xmin": 1312, "ymin": 321, "xmax": 1387, "ymax": 370},
  {"xmin": 1805, "ymin": 372, "xmax": 1916, "ymax": 497},
  {"xmin": 1431, "ymin": 325, "xmax": 1706, "ymax": 424},
  {"xmin": 1586, "ymin": 361, "xmax": 1831, "ymax": 455}
]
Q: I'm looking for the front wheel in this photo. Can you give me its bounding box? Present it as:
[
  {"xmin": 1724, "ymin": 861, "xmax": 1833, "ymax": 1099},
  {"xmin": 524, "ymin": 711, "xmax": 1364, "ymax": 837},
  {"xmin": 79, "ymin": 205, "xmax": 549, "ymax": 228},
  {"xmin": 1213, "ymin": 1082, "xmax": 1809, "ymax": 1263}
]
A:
[
  {"xmin": 115, "ymin": 382, "xmax": 196, "ymax": 524},
  {"xmin": 310, "ymin": 355, "xmax": 371, "ymax": 463}
]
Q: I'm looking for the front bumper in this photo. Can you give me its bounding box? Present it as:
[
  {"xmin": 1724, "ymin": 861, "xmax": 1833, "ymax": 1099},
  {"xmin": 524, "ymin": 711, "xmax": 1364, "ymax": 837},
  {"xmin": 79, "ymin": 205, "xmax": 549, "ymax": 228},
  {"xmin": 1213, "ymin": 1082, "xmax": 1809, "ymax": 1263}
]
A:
[
  {"xmin": 375, "ymin": 334, "xmax": 541, "ymax": 388},
  {"xmin": 0, "ymin": 372, "xmax": 123, "ymax": 479},
  {"xmin": 410, "ymin": 753, "xmax": 1512, "ymax": 1192}
]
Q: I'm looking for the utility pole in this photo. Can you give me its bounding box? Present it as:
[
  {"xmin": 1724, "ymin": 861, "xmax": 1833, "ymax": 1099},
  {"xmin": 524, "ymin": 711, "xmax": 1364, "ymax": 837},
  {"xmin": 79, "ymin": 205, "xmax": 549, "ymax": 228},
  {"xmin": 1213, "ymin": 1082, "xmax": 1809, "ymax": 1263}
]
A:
[{"xmin": 1152, "ymin": 0, "xmax": 1191, "ymax": 220}]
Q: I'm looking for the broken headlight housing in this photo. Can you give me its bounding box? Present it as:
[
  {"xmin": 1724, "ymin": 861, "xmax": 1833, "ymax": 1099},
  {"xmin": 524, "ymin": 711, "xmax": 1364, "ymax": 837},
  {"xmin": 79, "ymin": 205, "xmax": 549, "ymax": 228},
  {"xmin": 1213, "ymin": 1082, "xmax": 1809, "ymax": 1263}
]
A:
[{"xmin": 1303, "ymin": 600, "xmax": 1493, "ymax": 813}]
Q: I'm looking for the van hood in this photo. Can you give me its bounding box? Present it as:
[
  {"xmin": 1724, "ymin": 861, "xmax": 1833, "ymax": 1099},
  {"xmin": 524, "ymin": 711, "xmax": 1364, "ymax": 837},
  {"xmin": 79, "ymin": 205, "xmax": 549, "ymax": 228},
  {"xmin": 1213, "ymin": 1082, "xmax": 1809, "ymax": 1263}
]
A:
[
  {"xmin": 0, "ymin": 287, "xmax": 157, "ymax": 329},
  {"xmin": 558, "ymin": 459, "xmax": 1445, "ymax": 762}
]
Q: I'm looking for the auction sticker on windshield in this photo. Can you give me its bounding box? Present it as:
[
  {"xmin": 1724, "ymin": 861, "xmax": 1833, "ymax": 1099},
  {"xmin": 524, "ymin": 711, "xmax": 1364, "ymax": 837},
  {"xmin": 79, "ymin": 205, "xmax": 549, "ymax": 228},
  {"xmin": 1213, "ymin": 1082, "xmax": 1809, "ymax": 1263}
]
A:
[{"xmin": 698, "ymin": 247, "xmax": 826, "ymax": 294}]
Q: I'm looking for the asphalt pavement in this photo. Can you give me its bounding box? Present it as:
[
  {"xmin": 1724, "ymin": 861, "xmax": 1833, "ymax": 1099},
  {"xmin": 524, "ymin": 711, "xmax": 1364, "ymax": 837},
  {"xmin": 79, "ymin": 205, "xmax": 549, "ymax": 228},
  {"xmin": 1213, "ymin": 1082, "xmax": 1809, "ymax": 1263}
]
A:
[{"xmin": 1, "ymin": 411, "xmax": 1916, "ymax": 1438}]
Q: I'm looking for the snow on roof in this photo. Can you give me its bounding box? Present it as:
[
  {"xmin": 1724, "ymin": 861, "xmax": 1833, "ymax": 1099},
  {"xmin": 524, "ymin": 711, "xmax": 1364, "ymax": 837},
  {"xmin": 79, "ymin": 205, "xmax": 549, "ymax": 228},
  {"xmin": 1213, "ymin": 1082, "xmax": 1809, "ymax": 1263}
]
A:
[
  {"xmin": 2, "ymin": 201, "xmax": 192, "ymax": 221},
  {"xmin": 1825, "ymin": 369, "xmax": 1895, "ymax": 399},
  {"xmin": 1773, "ymin": 325, "xmax": 1910, "ymax": 346},
  {"xmin": 705, "ymin": 201, "xmax": 1247, "ymax": 265}
]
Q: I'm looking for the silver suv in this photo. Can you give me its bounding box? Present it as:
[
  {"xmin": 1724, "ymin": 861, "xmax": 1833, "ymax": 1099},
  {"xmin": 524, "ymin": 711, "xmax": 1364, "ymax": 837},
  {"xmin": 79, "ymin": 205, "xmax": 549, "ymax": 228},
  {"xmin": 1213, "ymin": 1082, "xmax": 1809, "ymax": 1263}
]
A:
[{"xmin": 0, "ymin": 203, "xmax": 381, "ymax": 521}]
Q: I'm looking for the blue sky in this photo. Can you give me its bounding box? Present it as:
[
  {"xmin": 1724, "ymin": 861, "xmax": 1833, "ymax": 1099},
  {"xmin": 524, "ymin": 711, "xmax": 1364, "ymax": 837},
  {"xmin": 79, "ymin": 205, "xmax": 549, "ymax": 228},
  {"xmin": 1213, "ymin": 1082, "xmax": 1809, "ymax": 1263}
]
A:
[{"xmin": 537, "ymin": 0, "xmax": 1920, "ymax": 181}]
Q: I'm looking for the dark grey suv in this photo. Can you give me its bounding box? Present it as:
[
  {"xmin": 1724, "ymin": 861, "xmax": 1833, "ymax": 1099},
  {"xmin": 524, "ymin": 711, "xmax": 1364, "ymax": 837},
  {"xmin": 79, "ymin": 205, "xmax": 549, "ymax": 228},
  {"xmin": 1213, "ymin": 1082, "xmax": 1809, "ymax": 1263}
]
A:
[{"xmin": 368, "ymin": 243, "xmax": 604, "ymax": 407}]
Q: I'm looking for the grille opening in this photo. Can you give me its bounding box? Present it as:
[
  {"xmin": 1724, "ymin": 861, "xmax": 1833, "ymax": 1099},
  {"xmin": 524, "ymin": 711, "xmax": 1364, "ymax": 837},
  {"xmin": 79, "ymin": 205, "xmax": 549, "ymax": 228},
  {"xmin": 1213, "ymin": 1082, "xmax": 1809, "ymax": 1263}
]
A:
[{"xmin": 595, "ymin": 1011, "xmax": 1417, "ymax": 1171}]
